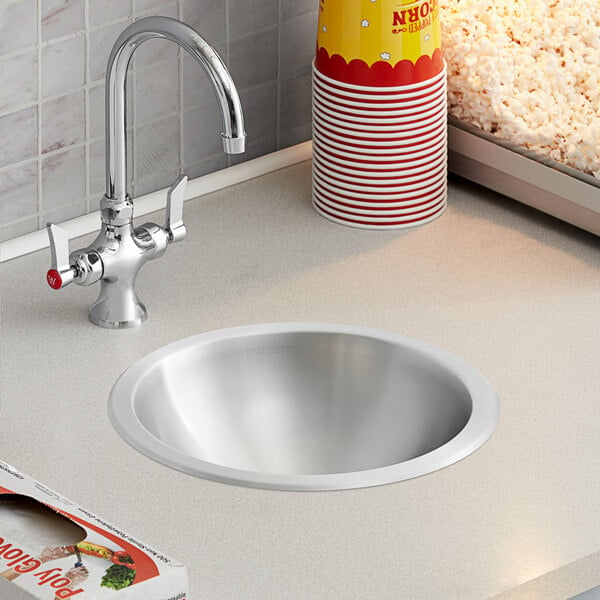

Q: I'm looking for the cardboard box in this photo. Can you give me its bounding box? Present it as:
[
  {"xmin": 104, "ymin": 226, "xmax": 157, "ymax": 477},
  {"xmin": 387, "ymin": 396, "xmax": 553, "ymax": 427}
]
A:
[{"xmin": 0, "ymin": 460, "xmax": 187, "ymax": 599}]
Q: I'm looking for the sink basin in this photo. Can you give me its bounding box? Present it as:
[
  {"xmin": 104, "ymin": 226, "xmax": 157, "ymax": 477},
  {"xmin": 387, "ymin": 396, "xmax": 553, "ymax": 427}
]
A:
[{"xmin": 109, "ymin": 323, "xmax": 499, "ymax": 491}]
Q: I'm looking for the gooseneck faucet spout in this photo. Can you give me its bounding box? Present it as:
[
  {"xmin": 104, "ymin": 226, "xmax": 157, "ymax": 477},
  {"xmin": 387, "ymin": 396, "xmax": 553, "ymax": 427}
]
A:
[
  {"xmin": 106, "ymin": 16, "xmax": 246, "ymax": 204},
  {"xmin": 45, "ymin": 17, "xmax": 246, "ymax": 329}
]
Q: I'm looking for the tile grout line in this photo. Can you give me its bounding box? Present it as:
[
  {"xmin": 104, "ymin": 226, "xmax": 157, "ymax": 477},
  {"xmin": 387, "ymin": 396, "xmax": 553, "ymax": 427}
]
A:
[
  {"xmin": 225, "ymin": 0, "xmax": 231, "ymax": 168},
  {"xmin": 36, "ymin": 0, "xmax": 43, "ymax": 230},
  {"xmin": 275, "ymin": 0, "xmax": 282, "ymax": 150},
  {"xmin": 131, "ymin": 1, "xmax": 138, "ymax": 196},
  {"xmin": 178, "ymin": 0, "xmax": 184, "ymax": 178},
  {"xmin": 84, "ymin": 0, "xmax": 91, "ymax": 213}
]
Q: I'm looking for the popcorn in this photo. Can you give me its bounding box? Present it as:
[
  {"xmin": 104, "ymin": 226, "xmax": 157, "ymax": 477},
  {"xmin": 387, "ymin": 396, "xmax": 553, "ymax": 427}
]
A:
[{"xmin": 440, "ymin": 0, "xmax": 600, "ymax": 179}]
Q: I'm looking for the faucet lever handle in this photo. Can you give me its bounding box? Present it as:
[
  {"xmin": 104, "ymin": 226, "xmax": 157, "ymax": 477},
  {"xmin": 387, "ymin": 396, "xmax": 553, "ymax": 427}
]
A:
[
  {"xmin": 46, "ymin": 223, "xmax": 76, "ymax": 289},
  {"xmin": 165, "ymin": 174, "xmax": 187, "ymax": 243}
]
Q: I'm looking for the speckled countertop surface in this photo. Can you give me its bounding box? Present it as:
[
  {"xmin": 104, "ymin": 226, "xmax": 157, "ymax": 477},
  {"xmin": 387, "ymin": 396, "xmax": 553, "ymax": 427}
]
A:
[{"xmin": 1, "ymin": 161, "xmax": 600, "ymax": 600}]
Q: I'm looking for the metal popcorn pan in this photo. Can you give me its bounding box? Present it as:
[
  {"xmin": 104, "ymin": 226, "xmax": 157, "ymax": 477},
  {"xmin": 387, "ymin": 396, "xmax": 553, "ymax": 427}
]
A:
[{"xmin": 448, "ymin": 116, "xmax": 600, "ymax": 237}]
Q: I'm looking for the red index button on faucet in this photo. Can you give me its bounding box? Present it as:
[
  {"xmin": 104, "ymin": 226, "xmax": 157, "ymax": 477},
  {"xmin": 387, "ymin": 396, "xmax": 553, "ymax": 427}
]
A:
[{"xmin": 46, "ymin": 269, "xmax": 63, "ymax": 290}]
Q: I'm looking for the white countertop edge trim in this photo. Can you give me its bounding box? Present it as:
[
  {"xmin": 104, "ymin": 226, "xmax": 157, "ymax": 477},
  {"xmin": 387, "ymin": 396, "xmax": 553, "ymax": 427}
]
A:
[{"xmin": 0, "ymin": 141, "xmax": 313, "ymax": 263}]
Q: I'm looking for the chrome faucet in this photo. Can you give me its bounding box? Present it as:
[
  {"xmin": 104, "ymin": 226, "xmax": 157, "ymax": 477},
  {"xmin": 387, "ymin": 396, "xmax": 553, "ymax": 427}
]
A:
[{"xmin": 45, "ymin": 16, "xmax": 246, "ymax": 328}]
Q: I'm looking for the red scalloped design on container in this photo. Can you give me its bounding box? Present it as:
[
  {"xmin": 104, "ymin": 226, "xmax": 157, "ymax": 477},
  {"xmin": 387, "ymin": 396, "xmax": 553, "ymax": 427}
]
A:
[{"xmin": 315, "ymin": 47, "xmax": 444, "ymax": 87}]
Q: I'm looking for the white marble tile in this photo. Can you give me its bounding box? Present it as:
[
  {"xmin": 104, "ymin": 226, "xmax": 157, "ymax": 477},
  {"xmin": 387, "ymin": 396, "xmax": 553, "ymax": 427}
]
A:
[
  {"xmin": 89, "ymin": 0, "xmax": 132, "ymax": 28},
  {"xmin": 132, "ymin": 166, "xmax": 179, "ymax": 197},
  {"xmin": 88, "ymin": 20, "xmax": 133, "ymax": 82},
  {"xmin": 135, "ymin": 60, "xmax": 179, "ymax": 124},
  {"xmin": 88, "ymin": 131, "xmax": 133, "ymax": 196},
  {"xmin": 0, "ymin": 0, "xmax": 37, "ymax": 55},
  {"xmin": 0, "ymin": 0, "xmax": 311, "ymax": 243},
  {"xmin": 88, "ymin": 137, "xmax": 106, "ymax": 196},
  {"xmin": 43, "ymin": 199, "xmax": 86, "ymax": 224},
  {"xmin": 182, "ymin": 0, "xmax": 225, "ymax": 44},
  {"xmin": 0, "ymin": 160, "xmax": 38, "ymax": 222},
  {"xmin": 134, "ymin": 114, "xmax": 179, "ymax": 180},
  {"xmin": 41, "ymin": 91, "xmax": 85, "ymax": 154},
  {"xmin": 42, "ymin": 35, "xmax": 85, "ymax": 98},
  {"xmin": 41, "ymin": 145, "xmax": 85, "ymax": 210},
  {"xmin": 41, "ymin": 0, "xmax": 85, "ymax": 42},
  {"xmin": 0, "ymin": 216, "xmax": 38, "ymax": 243},
  {"xmin": 133, "ymin": 2, "xmax": 178, "ymax": 68},
  {"xmin": 0, "ymin": 107, "xmax": 37, "ymax": 168},
  {"xmin": 88, "ymin": 79, "xmax": 133, "ymax": 139},
  {"xmin": 0, "ymin": 50, "xmax": 37, "ymax": 114},
  {"xmin": 133, "ymin": 0, "xmax": 174, "ymax": 13}
]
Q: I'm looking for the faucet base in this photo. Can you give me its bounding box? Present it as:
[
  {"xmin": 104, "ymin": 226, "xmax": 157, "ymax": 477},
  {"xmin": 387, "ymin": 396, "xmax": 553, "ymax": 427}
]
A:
[
  {"xmin": 89, "ymin": 310, "xmax": 147, "ymax": 329},
  {"xmin": 89, "ymin": 283, "xmax": 148, "ymax": 329}
]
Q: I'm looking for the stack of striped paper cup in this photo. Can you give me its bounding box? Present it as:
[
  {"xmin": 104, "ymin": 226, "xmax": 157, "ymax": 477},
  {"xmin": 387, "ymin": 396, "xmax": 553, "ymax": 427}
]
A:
[{"xmin": 312, "ymin": 0, "xmax": 447, "ymax": 229}]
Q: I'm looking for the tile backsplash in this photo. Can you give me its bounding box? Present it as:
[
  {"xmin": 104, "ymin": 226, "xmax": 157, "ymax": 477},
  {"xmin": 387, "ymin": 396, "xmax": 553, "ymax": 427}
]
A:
[{"xmin": 0, "ymin": 0, "xmax": 317, "ymax": 242}]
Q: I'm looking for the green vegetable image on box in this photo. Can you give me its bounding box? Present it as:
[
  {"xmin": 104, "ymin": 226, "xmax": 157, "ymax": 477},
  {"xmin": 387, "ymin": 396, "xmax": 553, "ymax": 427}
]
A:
[{"xmin": 101, "ymin": 564, "xmax": 136, "ymax": 590}]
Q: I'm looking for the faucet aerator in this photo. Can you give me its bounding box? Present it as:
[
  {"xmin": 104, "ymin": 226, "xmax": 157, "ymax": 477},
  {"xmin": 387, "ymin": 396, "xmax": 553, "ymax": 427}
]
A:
[{"xmin": 222, "ymin": 134, "xmax": 247, "ymax": 155}]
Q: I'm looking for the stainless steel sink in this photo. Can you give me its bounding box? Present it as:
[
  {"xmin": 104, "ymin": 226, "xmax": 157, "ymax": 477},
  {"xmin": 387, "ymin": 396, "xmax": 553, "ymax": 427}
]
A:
[{"xmin": 109, "ymin": 323, "xmax": 499, "ymax": 491}]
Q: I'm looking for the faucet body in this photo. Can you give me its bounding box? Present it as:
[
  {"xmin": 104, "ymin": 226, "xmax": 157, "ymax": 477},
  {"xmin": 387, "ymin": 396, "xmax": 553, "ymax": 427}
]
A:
[{"xmin": 46, "ymin": 17, "xmax": 246, "ymax": 329}]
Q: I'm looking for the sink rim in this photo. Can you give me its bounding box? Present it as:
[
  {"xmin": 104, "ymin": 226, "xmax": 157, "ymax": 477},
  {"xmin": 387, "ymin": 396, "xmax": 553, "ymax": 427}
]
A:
[{"xmin": 108, "ymin": 322, "xmax": 500, "ymax": 491}]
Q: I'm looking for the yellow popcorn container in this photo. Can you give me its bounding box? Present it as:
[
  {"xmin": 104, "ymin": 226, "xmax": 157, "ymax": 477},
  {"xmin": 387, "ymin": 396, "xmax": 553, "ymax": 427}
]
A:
[{"xmin": 316, "ymin": 0, "xmax": 443, "ymax": 86}]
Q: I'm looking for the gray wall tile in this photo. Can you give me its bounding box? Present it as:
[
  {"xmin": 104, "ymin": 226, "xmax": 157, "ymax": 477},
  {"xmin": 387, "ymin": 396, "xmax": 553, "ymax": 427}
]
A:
[
  {"xmin": 133, "ymin": 167, "xmax": 180, "ymax": 196},
  {"xmin": 279, "ymin": 74, "xmax": 312, "ymax": 131},
  {"xmin": 41, "ymin": 91, "xmax": 85, "ymax": 153},
  {"xmin": 88, "ymin": 138, "xmax": 107, "ymax": 196},
  {"xmin": 89, "ymin": 131, "xmax": 134, "ymax": 196},
  {"xmin": 228, "ymin": 134, "xmax": 276, "ymax": 165},
  {"xmin": 280, "ymin": 0, "xmax": 317, "ymax": 21},
  {"xmin": 1, "ymin": 0, "xmax": 316, "ymax": 243},
  {"xmin": 135, "ymin": 60, "xmax": 180, "ymax": 123},
  {"xmin": 279, "ymin": 120, "xmax": 312, "ymax": 149},
  {"xmin": 238, "ymin": 82, "xmax": 277, "ymax": 141},
  {"xmin": 88, "ymin": 20, "xmax": 133, "ymax": 82},
  {"xmin": 41, "ymin": 0, "xmax": 85, "ymax": 42},
  {"xmin": 133, "ymin": 2, "xmax": 179, "ymax": 68},
  {"xmin": 43, "ymin": 200, "xmax": 87, "ymax": 225},
  {"xmin": 182, "ymin": 103, "xmax": 223, "ymax": 164},
  {"xmin": 134, "ymin": 0, "xmax": 172, "ymax": 12},
  {"xmin": 42, "ymin": 35, "xmax": 85, "ymax": 97},
  {"xmin": 0, "ymin": 217, "xmax": 38, "ymax": 243},
  {"xmin": 229, "ymin": 28, "xmax": 278, "ymax": 89},
  {"xmin": 182, "ymin": 41, "xmax": 226, "ymax": 110},
  {"xmin": 183, "ymin": 153, "xmax": 227, "ymax": 180},
  {"xmin": 278, "ymin": 12, "xmax": 317, "ymax": 78},
  {"xmin": 229, "ymin": 0, "xmax": 278, "ymax": 39},
  {"xmin": 42, "ymin": 146, "xmax": 85, "ymax": 210},
  {"xmin": 0, "ymin": 107, "xmax": 37, "ymax": 168},
  {"xmin": 0, "ymin": 51, "xmax": 37, "ymax": 114},
  {"xmin": 89, "ymin": 79, "xmax": 133, "ymax": 140},
  {"xmin": 135, "ymin": 115, "xmax": 180, "ymax": 180},
  {"xmin": 182, "ymin": 0, "xmax": 226, "ymax": 44},
  {"xmin": 0, "ymin": 161, "xmax": 38, "ymax": 221},
  {"xmin": 89, "ymin": 0, "xmax": 132, "ymax": 27},
  {"xmin": 0, "ymin": 0, "xmax": 37, "ymax": 55}
]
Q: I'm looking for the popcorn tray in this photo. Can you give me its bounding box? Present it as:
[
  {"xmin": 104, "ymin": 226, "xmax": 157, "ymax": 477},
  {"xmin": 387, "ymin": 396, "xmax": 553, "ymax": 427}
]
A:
[{"xmin": 448, "ymin": 116, "xmax": 600, "ymax": 237}]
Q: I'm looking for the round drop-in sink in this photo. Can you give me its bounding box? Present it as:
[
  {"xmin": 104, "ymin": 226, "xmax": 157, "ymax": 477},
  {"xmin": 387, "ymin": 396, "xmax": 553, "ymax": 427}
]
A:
[{"xmin": 109, "ymin": 323, "xmax": 499, "ymax": 491}]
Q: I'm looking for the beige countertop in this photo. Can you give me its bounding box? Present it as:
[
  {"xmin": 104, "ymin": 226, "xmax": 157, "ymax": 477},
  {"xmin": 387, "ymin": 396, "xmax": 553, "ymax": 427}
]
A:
[{"xmin": 1, "ymin": 161, "xmax": 599, "ymax": 600}]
